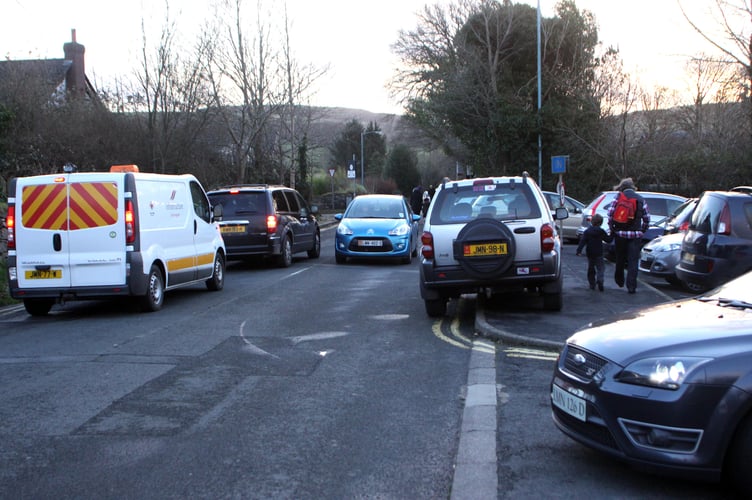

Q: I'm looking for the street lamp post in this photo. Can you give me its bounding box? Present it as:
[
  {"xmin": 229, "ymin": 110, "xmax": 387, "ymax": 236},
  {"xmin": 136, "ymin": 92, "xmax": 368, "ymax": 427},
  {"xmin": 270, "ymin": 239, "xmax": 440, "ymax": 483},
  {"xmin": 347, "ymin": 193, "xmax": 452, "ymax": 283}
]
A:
[{"xmin": 360, "ymin": 130, "xmax": 383, "ymax": 189}]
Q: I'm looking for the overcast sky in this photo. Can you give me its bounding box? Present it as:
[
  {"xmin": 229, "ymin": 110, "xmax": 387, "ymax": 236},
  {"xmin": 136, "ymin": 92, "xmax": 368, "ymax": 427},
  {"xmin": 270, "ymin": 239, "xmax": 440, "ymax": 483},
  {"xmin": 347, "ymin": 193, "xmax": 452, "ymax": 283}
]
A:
[{"xmin": 2, "ymin": 0, "xmax": 727, "ymax": 114}]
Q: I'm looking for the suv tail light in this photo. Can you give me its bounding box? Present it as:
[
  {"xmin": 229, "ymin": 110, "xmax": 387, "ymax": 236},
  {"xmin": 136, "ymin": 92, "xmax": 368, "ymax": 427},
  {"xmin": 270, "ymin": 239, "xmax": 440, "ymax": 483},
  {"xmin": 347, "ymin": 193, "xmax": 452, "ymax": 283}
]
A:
[
  {"xmin": 6, "ymin": 205, "xmax": 15, "ymax": 250},
  {"xmin": 541, "ymin": 223, "xmax": 555, "ymax": 252},
  {"xmin": 267, "ymin": 215, "xmax": 278, "ymax": 234},
  {"xmin": 678, "ymin": 220, "xmax": 690, "ymax": 232},
  {"xmin": 718, "ymin": 203, "xmax": 731, "ymax": 235},
  {"xmin": 421, "ymin": 231, "xmax": 434, "ymax": 259},
  {"xmin": 124, "ymin": 200, "xmax": 136, "ymax": 243}
]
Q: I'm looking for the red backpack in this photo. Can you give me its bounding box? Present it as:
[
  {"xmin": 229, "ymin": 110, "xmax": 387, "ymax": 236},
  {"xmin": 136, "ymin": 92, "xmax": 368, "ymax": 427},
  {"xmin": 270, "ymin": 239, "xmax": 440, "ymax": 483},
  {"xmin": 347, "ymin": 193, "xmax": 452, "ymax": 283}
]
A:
[{"xmin": 611, "ymin": 192, "xmax": 638, "ymax": 228}]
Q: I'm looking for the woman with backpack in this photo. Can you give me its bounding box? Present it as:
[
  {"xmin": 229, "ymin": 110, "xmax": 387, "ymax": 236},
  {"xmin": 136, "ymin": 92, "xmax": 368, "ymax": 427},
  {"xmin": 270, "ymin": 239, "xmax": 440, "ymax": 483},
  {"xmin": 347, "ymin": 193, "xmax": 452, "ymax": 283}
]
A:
[{"xmin": 608, "ymin": 177, "xmax": 651, "ymax": 294}]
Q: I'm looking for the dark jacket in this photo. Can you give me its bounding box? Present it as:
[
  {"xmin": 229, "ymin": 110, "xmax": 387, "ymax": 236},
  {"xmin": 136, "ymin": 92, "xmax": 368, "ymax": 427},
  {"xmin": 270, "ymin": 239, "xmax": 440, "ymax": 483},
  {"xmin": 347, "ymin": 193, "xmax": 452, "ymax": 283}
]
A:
[{"xmin": 577, "ymin": 224, "xmax": 613, "ymax": 257}]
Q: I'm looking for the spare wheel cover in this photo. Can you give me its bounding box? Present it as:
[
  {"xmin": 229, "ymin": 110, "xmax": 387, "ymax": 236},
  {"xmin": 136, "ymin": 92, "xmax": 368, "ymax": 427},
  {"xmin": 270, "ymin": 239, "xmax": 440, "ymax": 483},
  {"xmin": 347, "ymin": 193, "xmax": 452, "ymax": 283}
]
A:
[{"xmin": 453, "ymin": 218, "xmax": 516, "ymax": 279}]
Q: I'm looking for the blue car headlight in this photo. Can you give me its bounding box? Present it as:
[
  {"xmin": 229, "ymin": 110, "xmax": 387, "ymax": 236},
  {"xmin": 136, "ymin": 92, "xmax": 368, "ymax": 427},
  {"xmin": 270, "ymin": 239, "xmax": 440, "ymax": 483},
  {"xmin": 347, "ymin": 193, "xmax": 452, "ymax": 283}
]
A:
[
  {"xmin": 337, "ymin": 223, "xmax": 353, "ymax": 236},
  {"xmin": 616, "ymin": 357, "xmax": 712, "ymax": 390},
  {"xmin": 389, "ymin": 224, "xmax": 410, "ymax": 236}
]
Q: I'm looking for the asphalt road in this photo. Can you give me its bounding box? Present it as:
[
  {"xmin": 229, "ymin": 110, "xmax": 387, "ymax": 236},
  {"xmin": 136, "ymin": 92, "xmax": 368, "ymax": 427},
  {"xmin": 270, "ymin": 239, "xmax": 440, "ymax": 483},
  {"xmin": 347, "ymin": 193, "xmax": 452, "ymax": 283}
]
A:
[
  {"xmin": 0, "ymin": 227, "xmax": 472, "ymax": 498},
  {"xmin": 0, "ymin": 227, "xmax": 734, "ymax": 499}
]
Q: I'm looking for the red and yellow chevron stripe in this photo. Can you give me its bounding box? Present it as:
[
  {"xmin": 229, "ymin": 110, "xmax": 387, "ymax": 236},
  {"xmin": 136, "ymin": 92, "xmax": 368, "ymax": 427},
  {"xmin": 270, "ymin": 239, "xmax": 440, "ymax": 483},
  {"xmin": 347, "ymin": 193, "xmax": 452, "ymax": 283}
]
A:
[{"xmin": 22, "ymin": 182, "xmax": 119, "ymax": 230}]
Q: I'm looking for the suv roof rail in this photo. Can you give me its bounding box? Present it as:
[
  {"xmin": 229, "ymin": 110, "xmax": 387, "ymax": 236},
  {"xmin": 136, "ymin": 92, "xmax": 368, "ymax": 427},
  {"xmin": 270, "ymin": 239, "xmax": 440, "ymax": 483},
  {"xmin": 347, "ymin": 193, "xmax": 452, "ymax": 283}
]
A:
[
  {"xmin": 212, "ymin": 183, "xmax": 271, "ymax": 190},
  {"xmin": 730, "ymin": 186, "xmax": 752, "ymax": 194}
]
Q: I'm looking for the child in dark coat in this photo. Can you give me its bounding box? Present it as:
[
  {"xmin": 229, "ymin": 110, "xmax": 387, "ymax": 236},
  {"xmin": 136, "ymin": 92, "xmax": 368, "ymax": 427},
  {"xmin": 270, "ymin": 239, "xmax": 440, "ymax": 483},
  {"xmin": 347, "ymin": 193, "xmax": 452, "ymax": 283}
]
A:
[{"xmin": 576, "ymin": 213, "xmax": 613, "ymax": 291}]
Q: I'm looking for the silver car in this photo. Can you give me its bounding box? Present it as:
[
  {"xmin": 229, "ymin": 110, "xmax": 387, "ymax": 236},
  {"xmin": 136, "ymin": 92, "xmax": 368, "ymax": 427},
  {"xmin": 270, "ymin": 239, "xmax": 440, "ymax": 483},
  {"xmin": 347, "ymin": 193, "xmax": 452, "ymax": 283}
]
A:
[
  {"xmin": 419, "ymin": 174, "xmax": 569, "ymax": 317},
  {"xmin": 542, "ymin": 191, "xmax": 585, "ymax": 243}
]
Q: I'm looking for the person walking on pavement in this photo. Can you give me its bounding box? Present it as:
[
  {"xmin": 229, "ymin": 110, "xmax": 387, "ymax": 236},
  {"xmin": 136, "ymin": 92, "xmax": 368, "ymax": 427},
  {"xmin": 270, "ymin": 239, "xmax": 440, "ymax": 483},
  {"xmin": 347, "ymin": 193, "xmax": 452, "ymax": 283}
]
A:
[
  {"xmin": 410, "ymin": 185, "xmax": 423, "ymax": 216},
  {"xmin": 422, "ymin": 187, "xmax": 432, "ymax": 217},
  {"xmin": 608, "ymin": 177, "xmax": 650, "ymax": 294},
  {"xmin": 576, "ymin": 213, "xmax": 612, "ymax": 291}
]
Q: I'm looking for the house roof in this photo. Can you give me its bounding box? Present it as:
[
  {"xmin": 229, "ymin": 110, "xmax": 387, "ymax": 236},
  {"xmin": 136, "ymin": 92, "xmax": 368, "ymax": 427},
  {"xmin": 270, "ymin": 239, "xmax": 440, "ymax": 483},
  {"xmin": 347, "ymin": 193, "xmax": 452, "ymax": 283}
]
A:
[{"xmin": 0, "ymin": 32, "xmax": 100, "ymax": 106}]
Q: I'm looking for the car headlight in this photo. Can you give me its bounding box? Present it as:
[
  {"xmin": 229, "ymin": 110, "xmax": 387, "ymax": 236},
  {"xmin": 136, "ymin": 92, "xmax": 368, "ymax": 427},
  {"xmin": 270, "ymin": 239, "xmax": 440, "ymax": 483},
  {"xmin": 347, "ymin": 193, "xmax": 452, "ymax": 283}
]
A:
[
  {"xmin": 651, "ymin": 241, "xmax": 682, "ymax": 252},
  {"xmin": 616, "ymin": 357, "xmax": 711, "ymax": 390},
  {"xmin": 337, "ymin": 223, "xmax": 353, "ymax": 236},
  {"xmin": 389, "ymin": 224, "xmax": 410, "ymax": 236}
]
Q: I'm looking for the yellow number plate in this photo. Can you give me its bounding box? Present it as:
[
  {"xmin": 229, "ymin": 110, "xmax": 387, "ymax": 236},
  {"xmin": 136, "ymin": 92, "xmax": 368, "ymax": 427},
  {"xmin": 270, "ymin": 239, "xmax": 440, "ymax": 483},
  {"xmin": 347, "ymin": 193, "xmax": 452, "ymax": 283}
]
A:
[
  {"xmin": 220, "ymin": 225, "xmax": 246, "ymax": 234},
  {"xmin": 25, "ymin": 270, "xmax": 62, "ymax": 279},
  {"xmin": 464, "ymin": 242, "xmax": 507, "ymax": 257}
]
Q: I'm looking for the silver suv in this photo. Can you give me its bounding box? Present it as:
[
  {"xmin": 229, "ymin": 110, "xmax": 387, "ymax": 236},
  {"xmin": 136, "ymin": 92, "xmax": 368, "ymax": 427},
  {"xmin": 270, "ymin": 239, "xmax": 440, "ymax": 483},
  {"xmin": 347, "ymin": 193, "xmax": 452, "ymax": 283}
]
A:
[{"xmin": 419, "ymin": 174, "xmax": 568, "ymax": 317}]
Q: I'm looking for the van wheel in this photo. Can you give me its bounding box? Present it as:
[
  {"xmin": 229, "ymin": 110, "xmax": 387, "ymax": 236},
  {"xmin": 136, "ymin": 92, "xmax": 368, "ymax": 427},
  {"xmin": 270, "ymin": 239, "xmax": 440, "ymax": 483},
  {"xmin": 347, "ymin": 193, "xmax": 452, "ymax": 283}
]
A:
[
  {"xmin": 24, "ymin": 299, "xmax": 54, "ymax": 316},
  {"xmin": 277, "ymin": 235, "xmax": 293, "ymax": 268},
  {"xmin": 307, "ymin": 231, "xmax": 321, "ymax": 259},
  {"xmin": 141, "ymin": 265, "xmax": 165, "ymax": 312},
  {"xmin": 206, "ymin": 253, "xmax": 225, "ymax": 291}
]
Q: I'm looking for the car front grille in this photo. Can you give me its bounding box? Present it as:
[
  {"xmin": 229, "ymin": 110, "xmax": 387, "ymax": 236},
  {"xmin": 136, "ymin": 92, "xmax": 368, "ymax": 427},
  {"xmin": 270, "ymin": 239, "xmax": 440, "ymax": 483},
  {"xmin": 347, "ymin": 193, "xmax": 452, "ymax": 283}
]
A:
[
  {"xmin": 563, "ymin": 345, "xmax": 608, "ymax": 381},
  {"xmin": 349, "ymin": 238, "xmax": 394, "ymax": 253}
]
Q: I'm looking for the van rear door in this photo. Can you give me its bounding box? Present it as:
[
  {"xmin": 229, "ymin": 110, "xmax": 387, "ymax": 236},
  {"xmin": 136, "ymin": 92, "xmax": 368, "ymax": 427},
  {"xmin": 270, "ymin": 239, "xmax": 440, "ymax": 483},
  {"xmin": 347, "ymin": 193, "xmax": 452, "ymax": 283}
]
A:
[{"xmin": 15, "ymin": 173, "xmax": 126, "ymax": 290}]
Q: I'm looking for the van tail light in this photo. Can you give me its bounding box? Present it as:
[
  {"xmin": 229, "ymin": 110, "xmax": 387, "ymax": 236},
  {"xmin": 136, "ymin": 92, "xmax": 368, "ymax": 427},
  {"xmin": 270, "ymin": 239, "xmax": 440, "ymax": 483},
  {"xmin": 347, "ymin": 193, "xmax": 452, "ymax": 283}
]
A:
[
  {"xmin": 718, "ymin": 203, "xmax": 731, "ymax": 235},
  {"xmin": 6, "ymin": 206, "xmax": 15, "ymax": 250},
  {"xmin": 541, "ymin": 223, "xmax": 555, "ymax": 252},
  {"xmin": 266, "ymin": 215, "xmax": 278, "ymax": 234},
  {"xmin": 125, "ymin": 200, "xmax": 136, "ymax": 243},
  {"xmin": 421, "ymin": 231, "xmax": 434, "ymax": 259}
]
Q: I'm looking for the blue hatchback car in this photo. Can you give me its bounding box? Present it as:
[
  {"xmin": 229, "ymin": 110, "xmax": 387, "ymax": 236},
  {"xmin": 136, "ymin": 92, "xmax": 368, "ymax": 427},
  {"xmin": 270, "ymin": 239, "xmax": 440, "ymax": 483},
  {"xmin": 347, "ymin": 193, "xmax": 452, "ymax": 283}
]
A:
[{"xmin": 334, "ymin": 194, "xmax": 421, "ymax": 264}]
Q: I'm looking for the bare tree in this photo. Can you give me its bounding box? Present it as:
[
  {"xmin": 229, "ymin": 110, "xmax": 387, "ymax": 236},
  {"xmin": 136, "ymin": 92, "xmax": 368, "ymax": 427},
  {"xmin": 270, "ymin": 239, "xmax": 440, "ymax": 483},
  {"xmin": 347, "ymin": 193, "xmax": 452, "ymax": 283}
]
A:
[
  {"xmin": 132, "ymin": 1, "xmax": 216, "ymax": 174},
  {"xmin": 680, "ymin": 0, "xmax": 752, "ymax": 137}
]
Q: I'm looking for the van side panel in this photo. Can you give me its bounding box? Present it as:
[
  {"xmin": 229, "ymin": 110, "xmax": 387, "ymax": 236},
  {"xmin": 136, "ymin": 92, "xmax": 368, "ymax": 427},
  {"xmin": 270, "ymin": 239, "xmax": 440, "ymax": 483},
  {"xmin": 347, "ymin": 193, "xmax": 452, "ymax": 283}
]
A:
[{"xmin": 135, "ymin": 177, "xmax": 197, "ymax": 286}]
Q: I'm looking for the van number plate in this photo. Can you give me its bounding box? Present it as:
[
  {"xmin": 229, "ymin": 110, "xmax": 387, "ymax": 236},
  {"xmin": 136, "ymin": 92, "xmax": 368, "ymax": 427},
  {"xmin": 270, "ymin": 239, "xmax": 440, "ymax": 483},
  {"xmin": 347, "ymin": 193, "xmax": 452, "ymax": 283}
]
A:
[
  {"xmin": 26, "ymin": 270, "xmax": 62, "ymax": 279},
  {"xmin": 464, "ymin": 242, "xmax": 507, "ymax": 256}
]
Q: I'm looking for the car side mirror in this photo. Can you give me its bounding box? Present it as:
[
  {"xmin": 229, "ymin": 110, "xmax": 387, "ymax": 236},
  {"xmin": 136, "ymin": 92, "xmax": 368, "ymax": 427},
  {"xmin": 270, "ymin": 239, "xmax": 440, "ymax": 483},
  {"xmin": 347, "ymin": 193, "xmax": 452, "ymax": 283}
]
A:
[
  {"xmin": 554, "ymin": 207, "xmax": 568, "ymax": 220},
  {"xmin": 310, "ymin": 204, "xmax": 319, "ymax": 215}
]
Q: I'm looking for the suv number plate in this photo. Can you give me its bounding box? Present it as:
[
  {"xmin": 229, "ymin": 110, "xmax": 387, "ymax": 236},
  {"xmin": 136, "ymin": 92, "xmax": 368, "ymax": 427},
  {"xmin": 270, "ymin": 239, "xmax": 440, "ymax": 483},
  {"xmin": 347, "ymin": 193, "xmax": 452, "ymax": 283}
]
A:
[
  {"xmin": 464, "ymin": 242, "xmax": 507, "ymax": 256},
  {"xmin": 220, "ymin": 225, "xmax": 245, "ymax": 234}
]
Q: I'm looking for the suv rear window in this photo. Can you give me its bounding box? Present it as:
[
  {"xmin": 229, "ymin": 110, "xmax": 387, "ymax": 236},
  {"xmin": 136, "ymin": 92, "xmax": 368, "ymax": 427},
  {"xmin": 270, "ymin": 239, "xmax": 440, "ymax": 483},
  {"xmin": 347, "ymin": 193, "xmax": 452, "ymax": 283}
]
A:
[
  {"xmin": 209, "ymin": 192, "xmax": 265, "ymax": 217},
  {"xmin": 431, "ymin": 183, "xmax": 541, "ymax": 224}
]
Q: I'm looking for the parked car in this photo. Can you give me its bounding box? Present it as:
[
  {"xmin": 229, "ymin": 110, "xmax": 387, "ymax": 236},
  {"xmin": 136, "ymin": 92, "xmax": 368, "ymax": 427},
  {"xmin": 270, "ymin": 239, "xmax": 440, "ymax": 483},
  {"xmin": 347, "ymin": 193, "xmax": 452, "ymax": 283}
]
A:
[
  {"xmin": 638, "ymin": 232, "xmax": 706, "ymax": 292},
  {"xmin": 419, "ymin": 174, "xmax": 569, "ymax": 317},
  {"xmin": 676, "ymin": 189, "xmax": 752, "ymax": 290},
  {"xmin": 579, "ymin": 191, "xmax": 687, "ymax": 262},
  {"xmin": 207, "ymin": 184, "xmax": 320, "ymax": 267},
  {"xmin": 551, "ymin": 270, "xmax": 752, "ymax": 494},
  {"xmin": 662, "ymin": 197, "xmax": 698, "ymax": 235},
  {"xmin": 577, "ymin": 191, "xmax": 687, "ymax": 239},
  {"xmin": 334, "ymin": 194, "xmax": 421, "ymax": 264},
  {"xmin": 542, "ymin": 191, "xmax": 585, "ymax": 243}
]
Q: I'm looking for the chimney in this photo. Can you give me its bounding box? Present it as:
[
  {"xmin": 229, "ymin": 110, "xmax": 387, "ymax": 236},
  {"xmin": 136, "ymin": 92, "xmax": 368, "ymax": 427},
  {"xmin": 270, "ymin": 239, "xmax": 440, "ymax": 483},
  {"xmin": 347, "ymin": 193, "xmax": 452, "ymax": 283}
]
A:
[{"xmin": 63, "ymin": 29, "xmax": 86, "ymax": 97}]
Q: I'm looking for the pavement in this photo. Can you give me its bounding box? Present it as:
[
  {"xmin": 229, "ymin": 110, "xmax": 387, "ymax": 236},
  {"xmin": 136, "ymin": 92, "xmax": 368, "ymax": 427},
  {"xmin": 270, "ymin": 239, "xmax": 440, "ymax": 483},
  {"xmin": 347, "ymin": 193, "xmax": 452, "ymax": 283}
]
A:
[{"xmin": 450, "ymin": 242, "xmax": 675, "ymax": 499}]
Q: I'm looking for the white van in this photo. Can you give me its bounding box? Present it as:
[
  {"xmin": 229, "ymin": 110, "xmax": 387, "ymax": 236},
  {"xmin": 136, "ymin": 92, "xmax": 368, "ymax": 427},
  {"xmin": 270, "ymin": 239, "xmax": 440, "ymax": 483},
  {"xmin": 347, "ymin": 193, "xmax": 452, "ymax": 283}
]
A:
[{"xmin": 5, "ymin": 165, "xmax": 226, "ymax": 315}]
